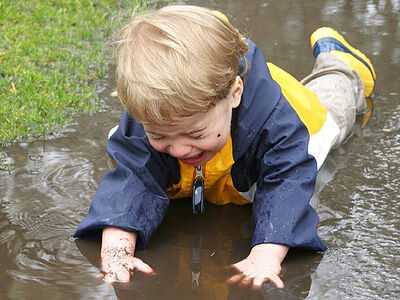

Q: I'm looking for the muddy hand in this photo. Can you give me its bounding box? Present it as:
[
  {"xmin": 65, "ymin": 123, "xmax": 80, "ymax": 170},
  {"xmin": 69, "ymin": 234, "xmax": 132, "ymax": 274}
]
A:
[{"xmin": 98, "ymin": 246, "xmax": 155, "ymax": 283}]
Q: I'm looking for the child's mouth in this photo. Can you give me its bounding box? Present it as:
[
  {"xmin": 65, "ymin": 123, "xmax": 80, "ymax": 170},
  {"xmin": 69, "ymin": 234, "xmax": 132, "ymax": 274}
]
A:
[{"xmin": 180, "ymin": 152, "xmax": 206, "ymax": 165}]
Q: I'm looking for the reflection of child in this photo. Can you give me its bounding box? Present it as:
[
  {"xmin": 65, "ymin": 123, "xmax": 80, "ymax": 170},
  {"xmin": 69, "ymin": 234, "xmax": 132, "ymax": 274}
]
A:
[{"xmin": 74, "ymin": 5, "xmax": 375, "ymax": 289}]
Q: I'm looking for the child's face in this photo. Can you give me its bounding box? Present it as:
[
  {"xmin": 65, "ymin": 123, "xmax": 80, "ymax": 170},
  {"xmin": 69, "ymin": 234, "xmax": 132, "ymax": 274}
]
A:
[{"xmin": 143, "ymin": 77, "xmax": 243, "ymax": 166}]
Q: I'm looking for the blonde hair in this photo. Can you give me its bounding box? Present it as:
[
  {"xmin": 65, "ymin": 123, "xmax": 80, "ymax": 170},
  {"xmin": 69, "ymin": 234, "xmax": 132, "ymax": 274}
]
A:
[{"xmin": 116, "ymin": 5, "xmax": 248, "ymax": 125}]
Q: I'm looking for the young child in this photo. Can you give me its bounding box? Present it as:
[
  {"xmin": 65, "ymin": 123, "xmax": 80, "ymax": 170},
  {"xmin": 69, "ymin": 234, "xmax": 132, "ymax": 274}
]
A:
[{"xmin": 74, "ymin": 5, "xmax": 375, "ymax": 289}]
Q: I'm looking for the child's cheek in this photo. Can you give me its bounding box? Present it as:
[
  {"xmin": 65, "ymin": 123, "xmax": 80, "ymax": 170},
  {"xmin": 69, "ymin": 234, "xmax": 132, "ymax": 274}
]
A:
[
  {"xmin": 210, "ymin": 133, "xmax": 229, "ymax": 152},
  {"xmin": 149, "ymin": 140, "xmax": 166, "ymax": 153}
]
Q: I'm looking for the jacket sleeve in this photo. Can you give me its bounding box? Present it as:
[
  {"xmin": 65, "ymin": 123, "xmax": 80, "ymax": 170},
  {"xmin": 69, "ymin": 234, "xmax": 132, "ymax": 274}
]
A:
[
  {"xmin": 231, "ymin": 40, "xmax": 326, "ymax": 251},
  {"xmin": 251, "ymin": 95, "xmax": 327, "ymax": 251},
  {"xmin": 74, "ymin": 111, "xmax": 174, "ymax": 250}
]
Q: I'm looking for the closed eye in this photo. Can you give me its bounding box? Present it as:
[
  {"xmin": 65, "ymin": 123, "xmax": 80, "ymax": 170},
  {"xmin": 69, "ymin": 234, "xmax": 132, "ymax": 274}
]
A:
[
  {"xmin": 192, "ymin": 135, "xmax": 203, "ymax": 140},
  {"xmin": 149, "ymin": 135, "xmax": 164, "ymax": 140}
]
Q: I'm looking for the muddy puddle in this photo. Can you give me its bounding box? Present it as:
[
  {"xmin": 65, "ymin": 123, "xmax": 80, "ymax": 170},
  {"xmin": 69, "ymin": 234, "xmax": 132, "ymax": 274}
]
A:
[{"xmin": 1, "ymin": 0, "xmax": 399, "ymax": 299}]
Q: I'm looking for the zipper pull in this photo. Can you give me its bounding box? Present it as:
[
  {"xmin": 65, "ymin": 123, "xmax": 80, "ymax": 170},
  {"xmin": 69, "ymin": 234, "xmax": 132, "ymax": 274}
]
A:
[{"xmin": 192, "ymin": 165, "xmax": 204, "ymax": 214}]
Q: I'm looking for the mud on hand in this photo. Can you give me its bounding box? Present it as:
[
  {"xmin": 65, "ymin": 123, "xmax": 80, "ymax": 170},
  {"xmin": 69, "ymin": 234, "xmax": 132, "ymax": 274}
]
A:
[{"xmin": 98, "ymin": 246, "xmax": 155, "ymax": 283}]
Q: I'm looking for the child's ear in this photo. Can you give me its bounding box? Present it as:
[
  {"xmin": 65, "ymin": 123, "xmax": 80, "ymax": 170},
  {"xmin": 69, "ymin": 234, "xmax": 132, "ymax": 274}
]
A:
[{"xmin": 231, "ymin": 76, "xmax": 243, "ymax": 108}]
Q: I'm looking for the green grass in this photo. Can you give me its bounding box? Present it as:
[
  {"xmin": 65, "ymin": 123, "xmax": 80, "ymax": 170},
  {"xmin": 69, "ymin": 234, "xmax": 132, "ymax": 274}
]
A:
[{"xmin": 0, "ymin": 0, "xmax": 149, "ymax": 143}]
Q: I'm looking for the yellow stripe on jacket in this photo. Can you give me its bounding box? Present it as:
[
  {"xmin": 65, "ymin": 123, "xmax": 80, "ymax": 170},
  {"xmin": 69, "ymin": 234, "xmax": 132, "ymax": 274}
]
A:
[
  {"xmin": 267, "ymin": 62, "xmax": 327, "ymax": 135},
  {"xmin": 166, "ymin": 135, "xmax": 250, "ymax": 205},
  {"xmin": 268, "ymin": 62, "xmax": 339, "ymax": 169}
]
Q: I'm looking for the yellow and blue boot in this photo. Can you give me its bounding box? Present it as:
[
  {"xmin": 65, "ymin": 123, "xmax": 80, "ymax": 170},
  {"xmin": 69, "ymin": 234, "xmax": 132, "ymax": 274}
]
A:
[{"xmin": 310, "ymin": 27, "xmax": 376, "ymax": 97}]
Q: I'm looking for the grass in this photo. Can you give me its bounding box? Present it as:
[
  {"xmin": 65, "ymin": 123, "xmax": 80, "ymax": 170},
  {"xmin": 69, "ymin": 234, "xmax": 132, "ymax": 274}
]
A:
[{"xmin": 0, "ymin": 0, "xmax": 149, "ymax": 143}]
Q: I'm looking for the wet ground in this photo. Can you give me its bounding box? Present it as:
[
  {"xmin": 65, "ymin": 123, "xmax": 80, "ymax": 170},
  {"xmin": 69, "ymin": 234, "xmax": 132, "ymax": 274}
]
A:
[{"xmin": 1, "ymin": 0, "xmax": 399, "ymax": 299}]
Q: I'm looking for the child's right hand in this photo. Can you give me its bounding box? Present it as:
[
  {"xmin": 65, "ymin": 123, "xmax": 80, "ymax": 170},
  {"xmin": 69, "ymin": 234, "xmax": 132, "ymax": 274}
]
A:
[{"xmin": 98, "ymin": 227, "xmax": 155, "ymax": 283}]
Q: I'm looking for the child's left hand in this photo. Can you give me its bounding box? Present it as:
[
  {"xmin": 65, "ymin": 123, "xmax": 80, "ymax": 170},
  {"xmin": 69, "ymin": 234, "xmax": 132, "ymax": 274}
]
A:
[{"xmin": 226, "ymin": 243, "xmax": 289, "ymax": 290}]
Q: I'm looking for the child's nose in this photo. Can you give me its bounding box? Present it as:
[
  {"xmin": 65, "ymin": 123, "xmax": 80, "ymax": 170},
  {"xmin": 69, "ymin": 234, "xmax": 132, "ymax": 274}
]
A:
[{"xmin": 168, "ymin": 143, "xmax": 192, "ymax": 158}]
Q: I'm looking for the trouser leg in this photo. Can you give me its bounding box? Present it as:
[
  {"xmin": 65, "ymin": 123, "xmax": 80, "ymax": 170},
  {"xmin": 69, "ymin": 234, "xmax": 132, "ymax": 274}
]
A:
[{"xmin": 301, "ymin": 53, "xmax": 367, "ymax": 147}]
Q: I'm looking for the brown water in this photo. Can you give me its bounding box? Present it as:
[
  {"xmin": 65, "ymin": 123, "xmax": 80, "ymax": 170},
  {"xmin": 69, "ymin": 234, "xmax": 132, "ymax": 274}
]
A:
[{"xmin": 1, "ymin": 0, "xmax": 399, "ymax": 299}]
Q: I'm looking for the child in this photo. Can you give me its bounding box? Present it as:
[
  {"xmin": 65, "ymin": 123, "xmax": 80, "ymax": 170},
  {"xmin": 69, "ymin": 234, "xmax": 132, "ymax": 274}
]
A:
[{"xmin": 74, "ymin": 5, "xmax": 375, "ymax": 289}]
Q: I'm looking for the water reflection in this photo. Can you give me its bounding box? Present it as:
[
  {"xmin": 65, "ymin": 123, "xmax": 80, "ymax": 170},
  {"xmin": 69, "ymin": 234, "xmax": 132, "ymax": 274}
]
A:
[
  {"xmin": 1, "ymin": 0, "xmax": 399, "ymax": 298},
  {"xmin": 76, "ymin": 201, "xmax": 323, "ymax": 299}
]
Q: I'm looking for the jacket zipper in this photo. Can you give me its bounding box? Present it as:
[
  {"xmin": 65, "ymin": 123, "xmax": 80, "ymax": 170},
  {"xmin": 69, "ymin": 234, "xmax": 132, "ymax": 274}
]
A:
[{"xmin": 192, "ymin": 165, "xmax": 204, "ymax": 214}]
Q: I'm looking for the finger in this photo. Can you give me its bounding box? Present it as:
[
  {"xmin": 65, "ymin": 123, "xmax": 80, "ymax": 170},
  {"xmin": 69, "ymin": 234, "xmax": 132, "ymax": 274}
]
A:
[
  {"xmin": 96, "ymin": 273, "xmax": 104, "ymax": 280},
  {"xmin": 132, "ymin": 258, "xmax": 156, "ymax": 275},
  {"xmin": 226, "ymin": 273, "xmax": 245, "ymax": 285},
  {"xmin": 268, "ymin": 273, "xmax": 284, "ymax": 289},
  {"xmin": 221, "ymin": 264, "xmax": 241, "ymax": 279},
  {"xmin": 104, "ymin": 272, "xmax": 117, "ymax": 284},
  {"xmin": 115, "ymin": 268, "xmax": 131, "ymax": 283},
  {"xmin": 239, "ymin": 275, "xmax": 254, "ymax": 287},
  {"xmin": 224, "ymin": 263, "xmax": 244, "ymax": 274},
  {"xmin": 252, "ymin": 276, "xmax": 264, "ymax": 290}
]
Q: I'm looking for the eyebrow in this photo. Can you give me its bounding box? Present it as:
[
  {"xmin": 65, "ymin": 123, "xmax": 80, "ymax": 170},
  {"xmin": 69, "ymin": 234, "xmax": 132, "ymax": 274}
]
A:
[
  {"xmin": 184, "ymin": 126, "xmax": 208, "ymax": 135},
  {"xmin": 146, "ymin": 126, "xmax": 208, "ymax": 136},
  {"xmin": 145, "ymin": 131, "xmax": 161, "ymax": 136}
]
